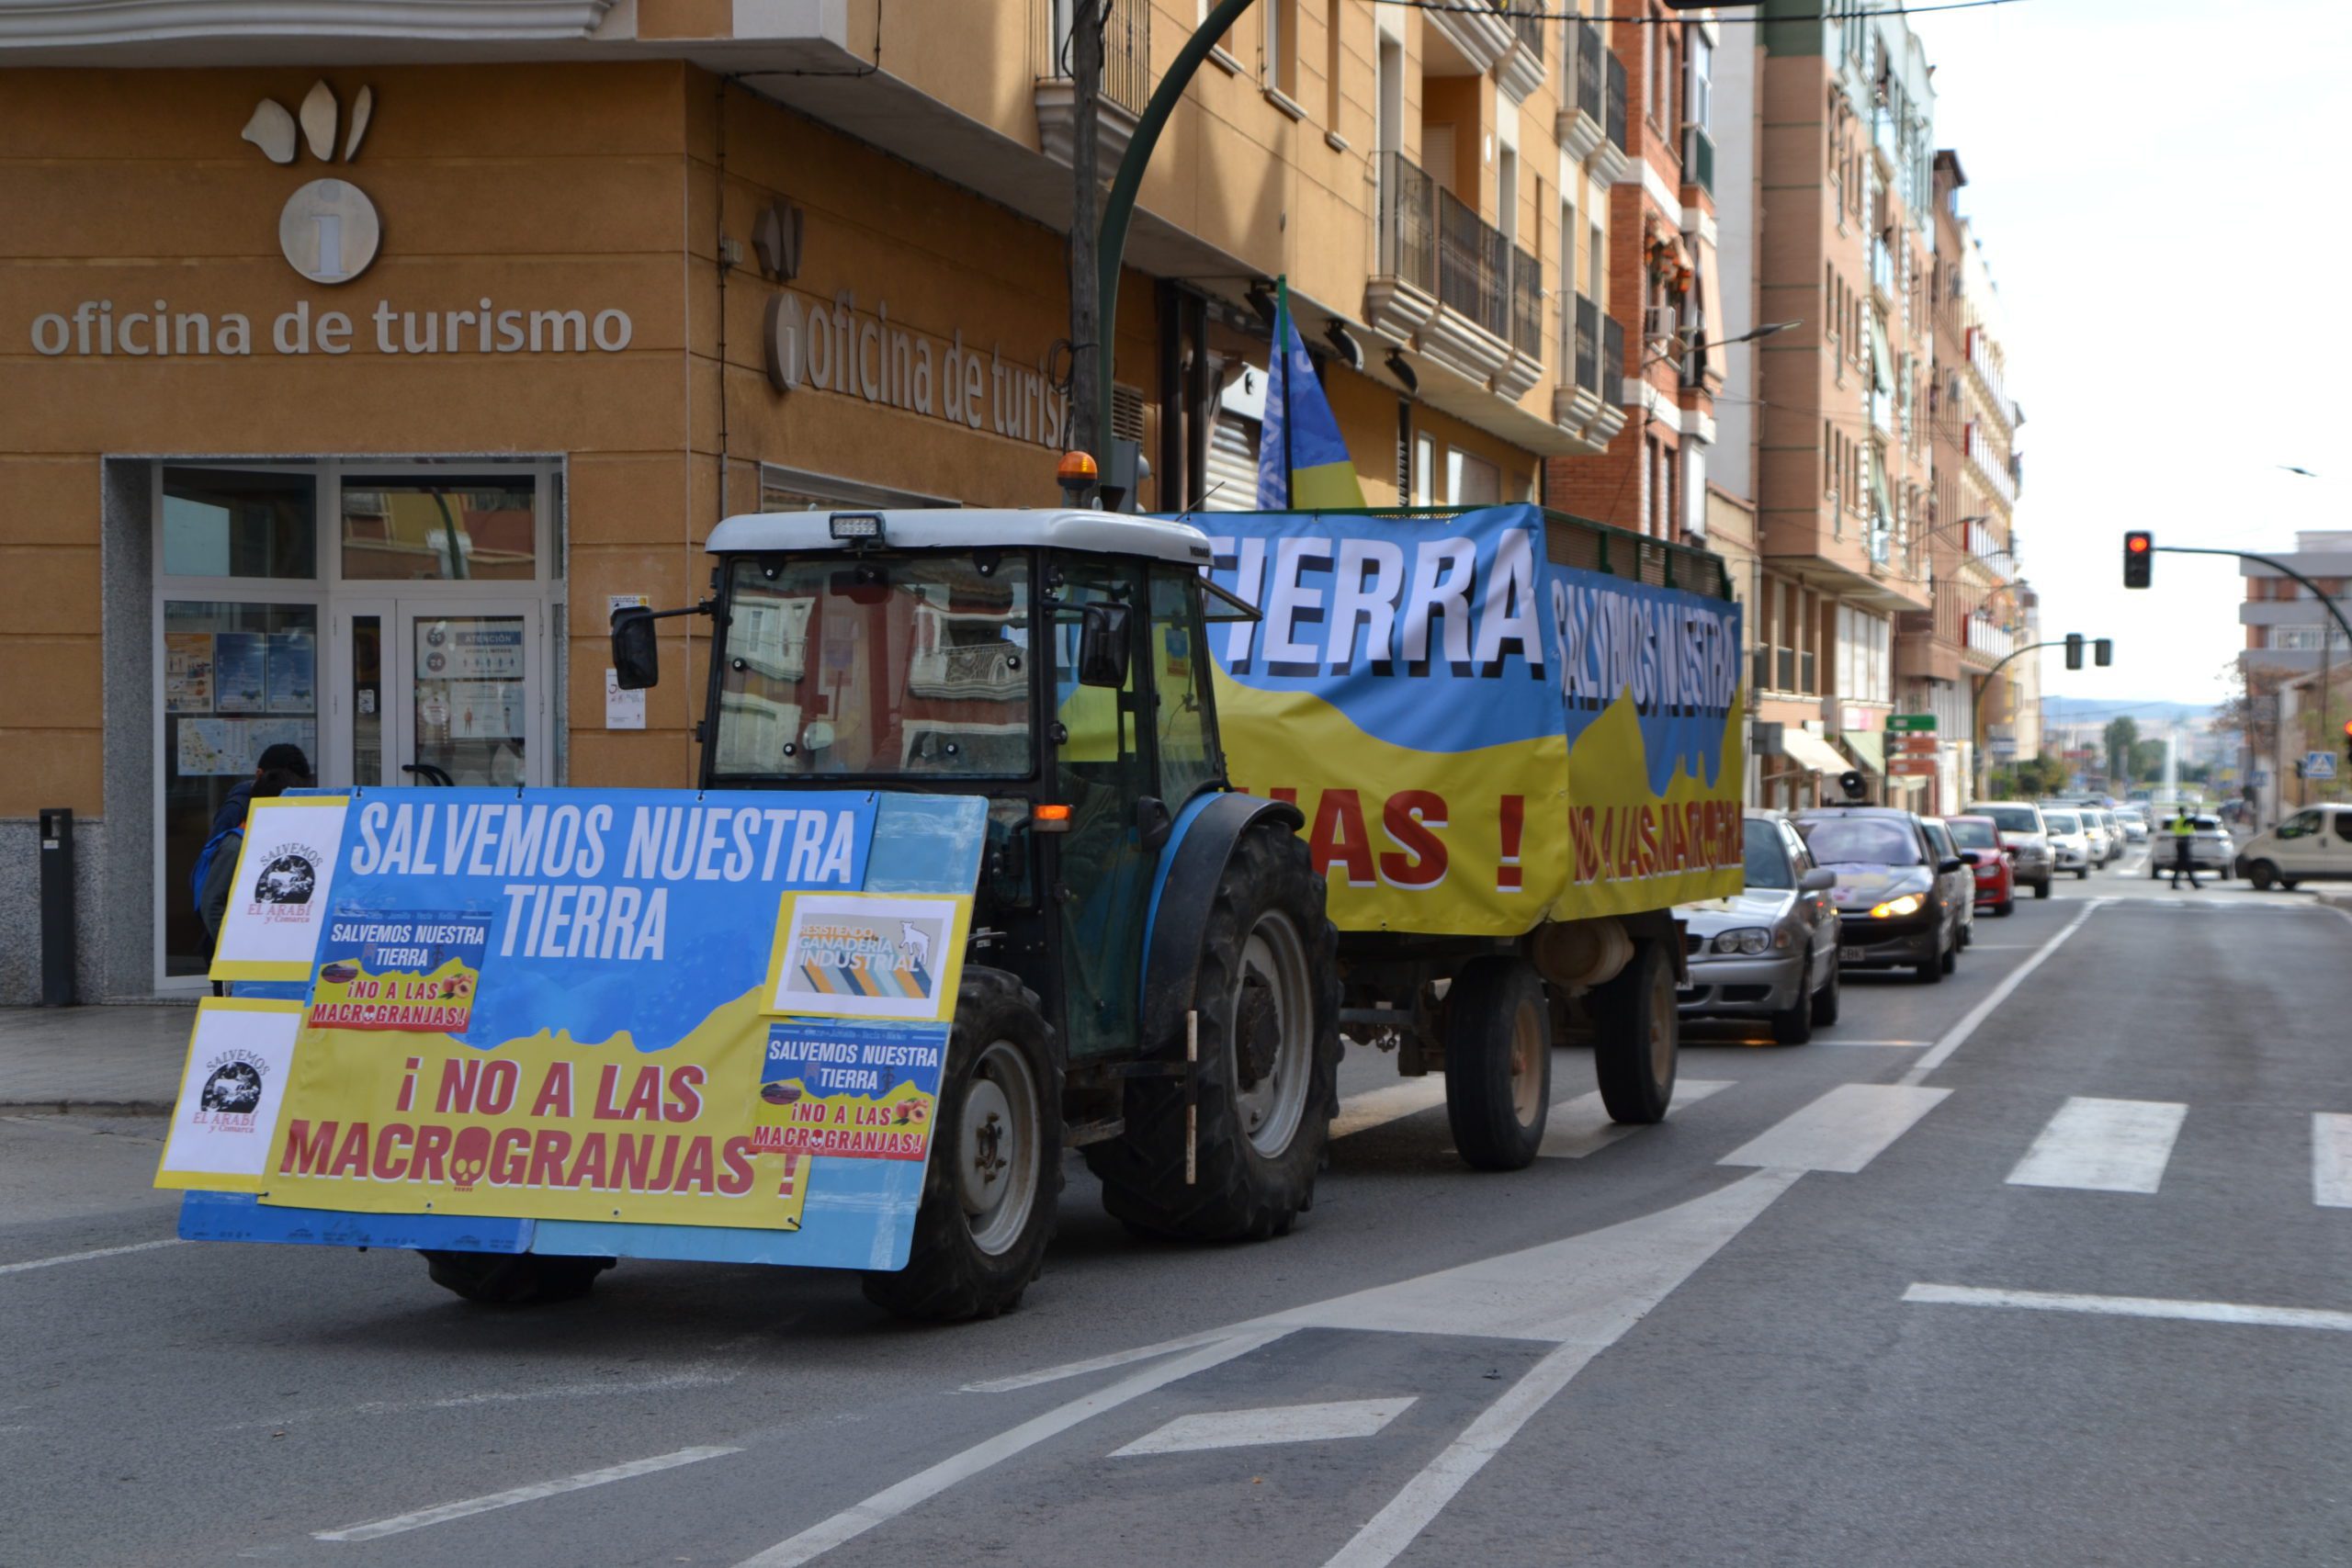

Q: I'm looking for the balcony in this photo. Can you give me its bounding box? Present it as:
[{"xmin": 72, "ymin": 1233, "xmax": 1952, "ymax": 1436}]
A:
[
  {"xmin": 1425, "ymin": 0, "xmax": 1514, "ymax": 76},
  {"xmin": 1870, "ymin": 236, "xmax": 1894, "ymax": 306},
  {"xmin": 1557, "ymin": 21, "xmax": 1606, "ymax": 162},
  {"xmin": 1964, "ymin": 422, "xmax": 2018, "ymax": 507},
  {"xmin": 1605, "ymin": 52, "xmax": 1628, "ymax": 154},
  {"xmin": 1964, "ymin": 612, "xmax": 2018, "ymax": 664},
  {"xmin": 1425, "ymin": 184, "xmax": 1514, "ymax": 383},
  {"xmin": 1496, "ymin": 243, "xmax": 1545, "ymax": 400},
  {"xmin": 1498, "ymin": 4, "xmax": 1546, "ymax": 101},
  {"xmin": 1553, "ymin": 294, "xmax": 1626, "ymax": 446},
  {"xmin": 1364, "ymin": 152, "xmax": 1440, "ymax": 345},
  {"xmin": 1035, "ymin": 0, "xmax": 1150, "ymax": 167},
  {"xmin": 1682, "ymin": 124, "xmax": 1714, "ymax": 195}
]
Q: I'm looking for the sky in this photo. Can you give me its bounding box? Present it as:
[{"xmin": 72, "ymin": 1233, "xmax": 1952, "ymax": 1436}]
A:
[{"xmin": 1902, "ymin": 0, "xmax": 2352, "ymax": 717}]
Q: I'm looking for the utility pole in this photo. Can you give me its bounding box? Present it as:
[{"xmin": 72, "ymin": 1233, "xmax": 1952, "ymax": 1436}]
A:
[{"xmin": 1066, "ymin": 0, "xmax": 1103, "ymax": 469}]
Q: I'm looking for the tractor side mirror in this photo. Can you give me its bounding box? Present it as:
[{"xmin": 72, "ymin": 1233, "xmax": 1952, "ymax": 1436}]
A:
[
  {"xmin": 1077, "ymin": 603, "xmax": 1132, "ymax": 689},
  {"xmin": 611, "ymin": 607, "xmax": 660, "ymax": 691}
]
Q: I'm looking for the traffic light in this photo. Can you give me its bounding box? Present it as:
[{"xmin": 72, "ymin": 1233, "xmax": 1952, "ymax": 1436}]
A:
[
  {"xmin": 2124, "ymin": 531, "xmax": 2153, "ymax": 588},
  {"xmin": 2064, "ymin": 632, "xmax": 2085, "ymax": 671},
  {"xmin": 2094, "ymin": 637, "xmax": 2113, "ymax": 668}
]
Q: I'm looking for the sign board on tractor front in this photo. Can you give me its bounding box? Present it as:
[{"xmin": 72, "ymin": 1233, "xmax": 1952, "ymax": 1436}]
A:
[{"xmin": 162, "ymin": 789, "xmax": 988, "ymax": 1271}]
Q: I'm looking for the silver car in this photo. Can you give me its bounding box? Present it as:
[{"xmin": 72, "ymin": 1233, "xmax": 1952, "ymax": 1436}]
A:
[
  {"xmin": 1676, "ymin": 813, "xmax": 1841, "ymax": 1044},
  {"xmin": 2149, "ymin": 812, "xmax": 2233, "ymax": 879}
]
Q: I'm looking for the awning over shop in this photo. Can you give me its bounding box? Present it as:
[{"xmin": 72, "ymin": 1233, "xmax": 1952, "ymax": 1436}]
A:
[
  {"xmin": 1779, "ymin": 727, "xmax": 1851, "ymax": 775},
  {"xmin": 1841, "ymin": 728, "xmax": 1885, "ymax": 775}
]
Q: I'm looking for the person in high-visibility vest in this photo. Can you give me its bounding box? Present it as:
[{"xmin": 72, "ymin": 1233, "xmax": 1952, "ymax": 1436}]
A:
[{"xmin": 2169, "ymin": 812, "xmax": 2202, "ymax": 891}]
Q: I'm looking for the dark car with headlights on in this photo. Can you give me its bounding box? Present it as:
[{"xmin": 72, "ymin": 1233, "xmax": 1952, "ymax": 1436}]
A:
[
  {"xmin": 1792, "ymin": 807, "xmax": 1972, "ymax": 985},
  {"xmin": 1675, "ymin": 813, "xmax": 1841, "ymax": 1044}
]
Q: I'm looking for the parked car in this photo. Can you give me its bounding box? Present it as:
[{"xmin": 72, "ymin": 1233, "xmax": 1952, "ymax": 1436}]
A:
[
  {"xmin": 1969, "ymin": 800, "xmax": 2054, "ymax": 898},
  {"xmin": 2040, "ymin": 807, "xmax": 2093, "ymax": 879},
  {"xmin": 2114, "ymin": 806, "xmax": 2149, "ymax": 844},
  {"xmin": 1918, "ymin": 818, "xmax": 1979, "ymax": 948},
  {"xmin": 2150, "ymin": 812, "xmax": 2234, "ymax": 880},
  {"xmin": 1792, "ymin": 806, "xmax": 1971, "ymax": 985},
  {"xmin": 1676, "ymin": 813, "xmax": 1842, "ymax": 1043},
  {"xmin": 1946, "ymin": 813, "xmax": 2016, "ymax": 916},
  {"xmin": 2234, "ymin": 807, "xmax": 2352, "ymax": 889}
]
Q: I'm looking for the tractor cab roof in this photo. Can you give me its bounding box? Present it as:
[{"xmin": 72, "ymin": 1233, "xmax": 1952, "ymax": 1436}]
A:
[{"xmin": 704, "ymin": 508, "xmax": 1216, "ymax": 567}]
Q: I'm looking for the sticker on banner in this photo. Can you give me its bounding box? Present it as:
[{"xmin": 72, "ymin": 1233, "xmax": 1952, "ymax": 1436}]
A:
[
  {"xmin": 156, "ymin": 998, "xmax": 304, "ymax": 1190},
  {"xmin": 209, "ymin": 795, "xmax": 351, "ymax": 981},
  {"xmin": 765, "ymin": 893, "xmax": 968, "ymax": 1021}
]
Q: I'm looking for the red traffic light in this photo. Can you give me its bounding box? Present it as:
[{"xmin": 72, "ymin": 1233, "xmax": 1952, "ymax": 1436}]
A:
[
  {"xmin": 2127, "ymin": 535, "xmax": 2150, "ymax": 553},
  {"xmin": 2123, "ymin": 531, "xmax": 2153, "ymax": 588}
]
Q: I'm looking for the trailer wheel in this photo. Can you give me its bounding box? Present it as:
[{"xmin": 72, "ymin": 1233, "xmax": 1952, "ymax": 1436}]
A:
[
  {"xmin": 863, "ymin": 968, "xmax": 1061, "ymax": 1322},
  {"xmin": 1088, "ymin": 826, "xmax": 1339, "ymax": 1241},
  {"xmin": 1442, "ymin": 957, "xmax": 1552, "ymax": 1170},
  {"xmin": 422, "ymin": 1251, "xmax": 613, "ymax": 1305},
  {"xmin": 1589, "ymin": 938, "xmax": 1678, "ymax": 1124}
]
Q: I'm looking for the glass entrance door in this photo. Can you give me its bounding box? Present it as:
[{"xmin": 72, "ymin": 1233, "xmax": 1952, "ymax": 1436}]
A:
[{"xmin": 334, "ymin": 600, "xmax": 545, "ymax": 788}]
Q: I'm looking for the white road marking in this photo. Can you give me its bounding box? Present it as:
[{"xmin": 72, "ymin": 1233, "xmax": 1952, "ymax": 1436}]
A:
[
  {"xmin": 1905, "ymin": 1282, "xmax": 2352, "ymax": 1332},
  {"xmin": 1538, "ymin": 1079, "xmax": 1732, "ymax": 1158},
  {"xmin": 1112, "ymin": 1397, "xmax": 1416, "ymax": 1457},
  {"xmin": 1810, "ymin": 1039, "xmax": 1930, "ymax": 1048},
  {"xmin": 1330, "ymin": 1079, "xmax": 1447, "ymax": 1139},
  {"xmin": 2006, "ymin": 1097, "xmax": 2187, "ymax": 1194},
  {"xmin": 1312, "ymin": 1169, "xmax": 1803, "ymax": 1568},
  {"xmin": 2313, "ymin": 1113, "xmax": 2352, "ymax": 1209},
  {"xmin": 734, "ymin": 1331, "xmax": 1285, "ymax": 1568},
  {"xmin": 1716, "ymin": 1084, "xmax": 1951, "ymax": 1174},
  {"xmin": 221, "ymin": 1369, "xmax": 741, "ymax": 1431},
  {"xmin": 1900, "ymin": 898, "xmax": 2103, "ymax": 1086},
  {"xmin": 0, "ymin": 1238, "xmax": 183, "ymax": 1277},
  {"xmin": 315, "ymin": 1446, "xmax": 740, "ymax": 1542},
  {"xmin": 960, "ymin": 1329, "xmax": 1236, "ymax": 1393}
]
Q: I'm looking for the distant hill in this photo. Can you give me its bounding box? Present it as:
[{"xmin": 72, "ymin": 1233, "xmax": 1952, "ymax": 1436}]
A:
[{"xmin": 2040, "ymin": 697, "xmax": 2219, "ymax": 727}]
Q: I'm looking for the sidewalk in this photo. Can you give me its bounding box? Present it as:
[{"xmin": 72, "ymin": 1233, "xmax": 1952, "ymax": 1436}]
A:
[{"xmin": 0, "ymin": 1005, "xmax": 194, "ymax": 1111}]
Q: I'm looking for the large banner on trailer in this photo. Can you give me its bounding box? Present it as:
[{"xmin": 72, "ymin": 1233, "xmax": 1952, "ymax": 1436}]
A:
[
  {"xmin": 187, "ymin": 788, "xmax": 983, "ymax": 1235},
  {"xmin": 1197, "ymin": 505, "xmax": 1745, "ymax": 933}
]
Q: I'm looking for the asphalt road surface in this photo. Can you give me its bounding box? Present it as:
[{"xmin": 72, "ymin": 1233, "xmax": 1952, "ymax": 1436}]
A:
[{"xmin": 6, "ymin": 850, "xmax": 2348, "ymax": 1567}]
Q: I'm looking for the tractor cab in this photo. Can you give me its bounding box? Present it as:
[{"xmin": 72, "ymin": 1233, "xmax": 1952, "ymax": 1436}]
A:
[{"xmin": 612, "ymin": 506, "xmax": 1261, "ymax": 1067}]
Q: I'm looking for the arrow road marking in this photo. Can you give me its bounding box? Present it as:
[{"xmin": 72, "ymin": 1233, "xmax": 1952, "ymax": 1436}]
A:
[{"xmin": 1112, "ymin": 1397, "xmax": 1417, "ymax": 1457}]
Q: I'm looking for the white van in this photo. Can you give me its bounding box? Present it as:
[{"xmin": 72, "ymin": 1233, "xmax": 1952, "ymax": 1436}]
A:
[{"xmin": 2235, "ymin": 807, "xmax": 2352, "ymax": 890}]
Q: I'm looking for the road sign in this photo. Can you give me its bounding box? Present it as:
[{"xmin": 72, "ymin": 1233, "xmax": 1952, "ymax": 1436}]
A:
[
  {"xmin": 1888, "ymin": 757, "xmax": 1939, "ymax": 777},
  {"xmin": 2304, "ymin": 751, "xmax": 2336, "ymax": 781},
  {"xmin": 1891, "ymin": 734, "xmax": 1939, "ymax": 758},
  {"xmin": 1885, "ymin": 714, "xmax": 1937, "ymax": 732}
]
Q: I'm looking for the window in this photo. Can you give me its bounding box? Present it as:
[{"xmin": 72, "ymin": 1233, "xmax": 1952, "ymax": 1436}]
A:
[
  {"xmin": 1446, "ymin": 448, "xmax": 1500, "ymax": 504},
  {"xmin": 1686, "ymin": 32, "xmax": 1712, "ymax": 130},
  {"xmin": 1150, "ymin": 568, "xmax": 1222, "ymax": 806},
  {"xmin": 1742, "ymin": 818, "xmax": 1794, "ymax": 889},
  {"xmin": 1413, "ymin": 431, "xmax": 1434, "ymax": 505},
  {"xmin": 1325, "ymin": 0, "xmax": 1344, "ymax": 127},
  {"xmin": 340, "ymin": 478, "xmax": 536, "ymax": 581},
  {"xmin": 1266, "ymin": 0, "xmax": 1297, "ymax": 96},
  {"xmin": 163, "ymin": 468, "xmax": 315, "ymax": 580}
]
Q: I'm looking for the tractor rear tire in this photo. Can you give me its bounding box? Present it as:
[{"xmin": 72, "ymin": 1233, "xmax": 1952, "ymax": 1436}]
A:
[
  {"xmin": 1442, "ymin": 956, "xmax": 1552, "ymax": 1170},
  {"xmin": 1589, "ymin": 939, "xmax": 1678, "ymax": 1124},
  {"xmin": 1087, "ymin": 826, "xmax": 1339, "ymax": 1241},
  {"xmin": 863, "ymin": 968, "xmax": 1060, "ymax": 1322},
  {"xmin": 423, "ymin": 1251, "xmax": 613, "ymax": 1305}
]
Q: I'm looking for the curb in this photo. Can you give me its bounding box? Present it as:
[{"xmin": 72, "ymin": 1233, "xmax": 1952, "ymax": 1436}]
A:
[{"xmin": 0, "ymin": 1099, "xmax": 173, "ymax": 1116}]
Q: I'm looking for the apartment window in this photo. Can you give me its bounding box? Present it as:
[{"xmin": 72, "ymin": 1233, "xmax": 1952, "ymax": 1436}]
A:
[
  {"xmin": 1589, "ymin": 221, "xmax": 1606, "ymax": 310},
  {"xmin": 1413, "ymin": 431, "xmax": 1434, "ymax": 505},
  {"xmin": 1686, "ymin": 32, "xmax": 1712, "ymax": 131},
  {"xmin": 1325, "ymin": 0, "xmax": 1344, "ymax": 127},
  {"xmin": 1498, "ymin": 144, "xmax": 1520, "ymax": 246},
  {"xmin": 1266, "ymin": 0, "xmax": 1298, "ymax": 97}
]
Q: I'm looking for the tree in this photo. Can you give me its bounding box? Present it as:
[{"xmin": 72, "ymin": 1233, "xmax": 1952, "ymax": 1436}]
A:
[
  {"xmin": 2130, "ymin": 739, "xmax": 2166, "ymax": 781},
  {"xmin": 2104, "ymin": 716, "xmax": 2139, "ymax": 785}
]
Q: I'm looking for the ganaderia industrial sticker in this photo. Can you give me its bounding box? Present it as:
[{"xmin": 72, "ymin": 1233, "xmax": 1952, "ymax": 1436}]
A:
[
  {"xmin": 253, "ymin": 788, "xmax": 889, "ymax": 1229},
  {"xmin": 1197, "ymin": 506, "xmax": 1746, "ymax": 933}
]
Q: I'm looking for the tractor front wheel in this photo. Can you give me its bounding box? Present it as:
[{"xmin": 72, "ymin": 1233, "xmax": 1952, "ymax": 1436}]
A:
[{"xmin": 1088, "ymin": 826, "xmax": 1339, "ymax": 1241}]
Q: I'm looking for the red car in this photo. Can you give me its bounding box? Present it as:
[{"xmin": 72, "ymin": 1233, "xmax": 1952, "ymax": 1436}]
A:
[{"xmin": 1946, "ymin": 814, "xmax": 2016, "ymax": 916}]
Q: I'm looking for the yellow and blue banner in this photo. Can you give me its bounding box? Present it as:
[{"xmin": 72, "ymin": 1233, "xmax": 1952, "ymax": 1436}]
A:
[
  {"xmin": 1198, "ymin": 505, "xmax": 1746, "ymax": 934},
  {"xmin": 1257, "ymin": 278, "xmax": 1366, "ymax": 511},
  {"xmin": 165, "ymin": 788, "xmax": 992, "ymax": 1270}
]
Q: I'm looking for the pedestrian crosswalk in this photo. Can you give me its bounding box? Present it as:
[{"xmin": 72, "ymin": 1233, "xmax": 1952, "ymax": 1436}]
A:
[{"xmin": 1329, "ymin": 1077, "xmax": 2352, "ymax": 1213}]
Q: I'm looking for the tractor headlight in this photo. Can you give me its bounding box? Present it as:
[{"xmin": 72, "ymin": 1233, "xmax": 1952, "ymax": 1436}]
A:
[
  {"xmin": 1713, "ymin": 928, "xmax": 1772, "ymax": 955},
  {"xmin": 1869, "ymin": 894, "xmax": 1925, "ymax": 919}
]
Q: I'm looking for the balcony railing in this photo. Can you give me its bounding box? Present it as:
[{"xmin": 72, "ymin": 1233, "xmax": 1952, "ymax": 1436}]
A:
[
  {"xmin": 1682, "ymin": 125, "xmax": 1714, "ymax": 194},
  {"xmin": 1574, "ymin": 295, "xmax": 1601, "ymax": 394},
  {"xmin": 1437, "ymin": 185, "xmax": 1510, "ymax": 340},
  {"xmin": 1964, "ymin": 421, "xmax": 2018, "ymax": 507},
  {"xmin": 1575, "ymin": 21, "xmax": 1603, "ymax": 125},
  {"xmin": 1375, "ymin": 151, "xmax": 1437, "ymax": 291},
  {"xmin": 1046, "ymin": 2, "xmax": 1151, "ymax": 116},
  {"xmin": 1603, "ymin": 314, "xmax": 1626, "ymax": 398},
  {"xmin": 1964, "ymin": 613, "xmax": 2018, "ymax": 663},
  {"xmin": 1605, "ymin": 52, "xmax": 1627, "ymax": 151},
  {"xmin": 1509, "ymin": 244, "xmax": 1543, "ymax": 358},
  {"xmin": 1508, "ymin": 3, "xmax": 1544, "ymax": 61}
]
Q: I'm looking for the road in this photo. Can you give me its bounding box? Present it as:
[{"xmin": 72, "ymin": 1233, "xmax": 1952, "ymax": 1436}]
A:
[{"xmin": 5, "ymin": 849, "xmax": 2349, "ymax": 1567}]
